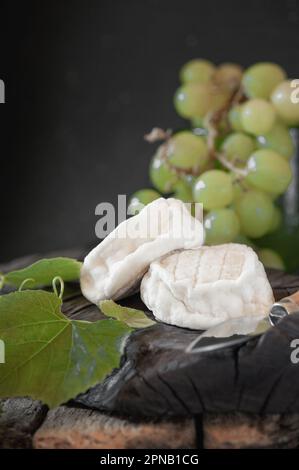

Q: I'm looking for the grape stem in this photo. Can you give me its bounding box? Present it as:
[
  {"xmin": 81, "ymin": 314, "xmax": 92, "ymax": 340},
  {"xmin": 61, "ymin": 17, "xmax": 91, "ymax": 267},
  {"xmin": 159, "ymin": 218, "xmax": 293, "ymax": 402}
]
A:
[
  {"xmin": 206, "ymin": 84, "xmax": 245, "ymax": 156},
  {"xmin": 217, "ymin": 152, "xmax": 248, "ymax": 177},
  {"xmin": 146, "ymin": 82, "xmax": 247, "ymax": 180},
  {"xmin": 52, "ymin": 276, "xmax": 65, "ymax": 299},
  {"xmin": 144, "ymin": 127, "xmax": 172, "ymax": 143},
  {"xmin": 18, "ymin": 278, "xmax": 35, "ymax": 291},
  {"xmin": 205, "ymin": 83, "xmax": 248, "ymax": 177}
]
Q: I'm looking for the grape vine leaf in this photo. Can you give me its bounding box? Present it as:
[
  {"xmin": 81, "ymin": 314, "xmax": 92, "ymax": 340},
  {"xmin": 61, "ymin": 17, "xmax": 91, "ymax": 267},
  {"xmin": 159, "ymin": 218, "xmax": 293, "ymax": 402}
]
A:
[
  {"xmin": 2, "ymin": 257, "xmax": 82, "ymax": 289},
  {"xmin": 100, "ymin": 300, "xmax": 156, "ymax": 328},
  {"xmin": 0, "ymin": 290, "xmax": 132, "ymax": 408}
]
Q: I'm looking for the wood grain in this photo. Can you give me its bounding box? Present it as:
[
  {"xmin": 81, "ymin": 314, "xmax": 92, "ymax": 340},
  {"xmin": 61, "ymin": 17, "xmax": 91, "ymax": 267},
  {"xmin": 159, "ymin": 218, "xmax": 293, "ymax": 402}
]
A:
[
  {"xmin": 203, "ymin": 413, "xmax": 299, "ymax": 449},
  {"xmin": 0, "ymin": 398, "xmax": 47, "ymax": 448},
  {"xmin": 33, "ymin": 408, "xmax": 299, "ymax": 449},
  {"xmin": 288, "ymin": 290, "xmax": 299, "ymax": 307},
  {"xmin": 75, "ymin": 269, "xmax": 299, "ymax": 418},
  {"xmin": 33, "ymin": 406, "xmax": 196, "ymax": 449},
  {"xmin": 2, "ymin": 251, "xmax": 299, "ymax": 448}
]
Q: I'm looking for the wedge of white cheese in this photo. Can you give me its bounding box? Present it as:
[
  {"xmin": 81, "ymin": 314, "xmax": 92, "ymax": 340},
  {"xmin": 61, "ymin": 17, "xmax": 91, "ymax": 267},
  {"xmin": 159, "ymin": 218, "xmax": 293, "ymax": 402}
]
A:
[
  {"xmin": 81, "ymin": 198, "xmax": 204, "ymax": 304},
  {"xmin": 141, "ymin": 243, "xmax": 274, "ymax": 330}
]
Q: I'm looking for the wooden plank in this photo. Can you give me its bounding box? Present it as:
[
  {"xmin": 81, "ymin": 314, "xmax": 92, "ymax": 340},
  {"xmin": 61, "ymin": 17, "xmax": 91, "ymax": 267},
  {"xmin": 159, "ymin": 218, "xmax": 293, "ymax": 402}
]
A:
[
  {"xmin": 33, "ymin": 406, "xmax": 196, "ymax": 449},
  {"xmin": 33, "ymin": 408, "xmax": 299, "ymax": 449},
  {"xmin": 0, "ymin": 398, "xmax": 47, "ymax": 448},
  {"xmin": 76, "ymin": 305, "xmax": 299, "ymax": 418},
  {"xmin": 267, "ymin": 268, "xmax": 299, "ymax": 301},
  {"xmin": 203, "ymin": 413, "xmax": 299, "ymax": 449},
  {"xmin": 2, "ymin": 251, "xmax": 299, "ymax": 448}
]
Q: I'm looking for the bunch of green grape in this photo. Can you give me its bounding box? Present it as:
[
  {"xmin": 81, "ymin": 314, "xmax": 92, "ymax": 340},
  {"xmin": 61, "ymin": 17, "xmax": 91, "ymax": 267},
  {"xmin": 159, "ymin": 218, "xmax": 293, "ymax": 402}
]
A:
[{"xmin": 128, "ymin": 60, "xmax": 299, "ymax": 270}]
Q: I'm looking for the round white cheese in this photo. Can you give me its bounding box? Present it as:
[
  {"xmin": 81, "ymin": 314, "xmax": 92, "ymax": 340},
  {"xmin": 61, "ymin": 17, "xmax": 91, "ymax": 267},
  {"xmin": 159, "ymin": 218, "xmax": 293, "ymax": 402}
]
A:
[
  {"xmin": 140, "ymin": 244, "xmax": 274, "ymax": 330},
  {"xmin": 80, "ymin": 198, "xmax": 204, "ymax": 304}
]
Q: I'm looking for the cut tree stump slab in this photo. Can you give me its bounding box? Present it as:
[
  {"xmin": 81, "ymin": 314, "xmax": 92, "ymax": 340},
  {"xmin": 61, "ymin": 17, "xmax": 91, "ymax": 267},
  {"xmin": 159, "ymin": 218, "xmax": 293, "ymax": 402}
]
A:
[
  {"xmin": 33, "ymin": 406, "xmax": 196, "ymax": 449},
  {"xmin": 0, "ymin": 398, "xmax": 47, "ymax": 448},
  {"xmin": 203, "ymin": 413, "xmax": 299, "ymax": 449},
  {"xmin": 33, "ymin": 410, "xmax": 299, "ymax": 449},
  {"xmin": 1, "ymin": 251, "xmax": 299, "ymax": 448},
  {"xmin": 75, "ymin": 313, "xmax": 299, "ymax": 418},
  {"xmin": 75, "ymin": 268, "xmax": 299, "ymax": 419}
]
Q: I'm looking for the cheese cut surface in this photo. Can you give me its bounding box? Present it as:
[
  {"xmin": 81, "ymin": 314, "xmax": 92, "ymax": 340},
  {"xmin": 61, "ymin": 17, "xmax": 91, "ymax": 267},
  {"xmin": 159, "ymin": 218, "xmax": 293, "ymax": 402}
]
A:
[
  {"xmin": 80, "ymin": 198, "xmax": 204, "ymax": 304},
  {"xmin": 140, "ymin": 244, "xmax": 274, "ymax": 330}
]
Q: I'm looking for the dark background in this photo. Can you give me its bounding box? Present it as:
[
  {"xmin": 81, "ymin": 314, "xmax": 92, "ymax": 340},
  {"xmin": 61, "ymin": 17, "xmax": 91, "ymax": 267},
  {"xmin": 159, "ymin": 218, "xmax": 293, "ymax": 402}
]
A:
[{"xmin": 0, "ymin": 0, "xmax": 299, "ymax": 261}]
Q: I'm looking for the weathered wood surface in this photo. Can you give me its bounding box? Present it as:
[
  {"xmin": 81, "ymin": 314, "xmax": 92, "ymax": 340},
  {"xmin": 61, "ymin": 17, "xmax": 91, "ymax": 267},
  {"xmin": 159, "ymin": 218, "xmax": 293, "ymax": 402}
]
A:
[
  {"xmin": 33, "ymin": 406, "xmax": 196, "ymax": 449},
  {"xmin": 0, "ymin": 398, "xmax": 47, "ymax": 448},
  {"xmin": 203, "ymin": 413, "xmax": 299, "ymax": 449},
  {"xmin": 1, "ymin": 251, "xmax": 299, "ymax": 448},
  {"xmin": 75, "ymin": 269, "xmax": 299, "ymax": 419},
  {"xmin": 33, "ymin": 410, "xmax": 299, "ymax": 449},
  {"xmin": 75, "ymin": 312, "xmax": 299, "ymax": 418}
]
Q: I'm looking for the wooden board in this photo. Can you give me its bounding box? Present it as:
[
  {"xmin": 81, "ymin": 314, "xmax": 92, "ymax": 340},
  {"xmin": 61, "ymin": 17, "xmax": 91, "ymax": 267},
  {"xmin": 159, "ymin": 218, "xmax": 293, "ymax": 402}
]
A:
[
  {"xmin": 0, "ymin": 398, "xmax": 47, "ymax": 448},
  {"xmin": 203, "ymin": 413, "xmax": 299, "ymax": 449},
  {"xmin": 1, "ymin": 251, "xmax": 299, "ymax": 448},
  {"xmin": 33, "ymin": 411, "xmax": 299, "ymax": 449},
  {"xmin": 33, "ymin": 406, "xmax": 196, "ymax": 449},
  {"xmin": 74, "ymin": 269, "xmax": 299, "ymax": 419}
]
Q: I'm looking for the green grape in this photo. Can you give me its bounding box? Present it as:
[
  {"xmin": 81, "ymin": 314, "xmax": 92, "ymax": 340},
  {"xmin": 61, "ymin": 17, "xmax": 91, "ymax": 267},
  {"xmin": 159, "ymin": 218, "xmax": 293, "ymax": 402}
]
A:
[
  {"xmin": 233, "ymin": 233, "xmax": 256, "ymax": 249},
  {"xmin": 213, "ymin": 63, "xmax": 243, "ymax": 90},
  {"xmin": 246, "ymin": 149, "xmax": 292, "ymax": 195},
  {"xmin": 271, "ymin": 80, "xmax": 299, "ymax": 126},
  {"xmin": 183, "ymin": 173, "xmax": 197, "ymax": 186},
  {"xmin": 257, "ymin": 122, "xmax": 294, "ymax": 160},
  {"xmin": 241, "ymin": 99, "xmax": 276, "ymax": 135},
  {"xmin": 149, "ymin": 146, "xmax": 179, "ymax": 193},
  {"xmin": 204, "ymin": 208, "xmax": 240, "ymax": 245},
  {"xmin": 221, "ymin": 132, "xmax": 256, "ymax": 165},
  {"xmin": 167, "ymin": 131, "xmax": 209, "ymax": 172},
  {"xmin": 208, "ymin": 85, "xmax": 230, "ymax": 114},
  {"xmin": 173, "ymin": 179, "xmax": 193, "ymax": 202},
  {"xmin": 180, "ymin": 59, "xmax": 215, "ymax": 84},
  {"xmin": 193, "ymin": 169, "xmax": 233, "ymax": 210},
  {"xmin": 242, "ymin": 62, "xmax": 286, "ymax": 99},
  {"xmin": 258, "ymin": 248, "xmax": 285, "ymax": 270},
  {"xmin": 191, "ymin": 116, "xmax": 204, "ymax": 128},
  {"xmin": 174, "ymin": 83, "xmax": 212, "ymax": 118},
  {"xmin": 268, "ymin": 206, "xmax": 282, "ymax": 233},
  {"xmin": 267, "ymin": 191, "xmax": 280, "ymax": 201},
  {"xmin": 128, "ymin": 189, "xmax": 161, "ymax": 215},
  {"xmin": 228, "ymin": 105, "xmax": 244, "ymax": 132},
  {"xmin": 235, "ymin": 189, "xmax": 274, "ymax": 238},
  {"xmin": 215, "ymin": 135, "xmax": 226, "ymax": 151},
  {"xmin": 230, "ymin": 173, "xmax": 250, "ymax": 201}
]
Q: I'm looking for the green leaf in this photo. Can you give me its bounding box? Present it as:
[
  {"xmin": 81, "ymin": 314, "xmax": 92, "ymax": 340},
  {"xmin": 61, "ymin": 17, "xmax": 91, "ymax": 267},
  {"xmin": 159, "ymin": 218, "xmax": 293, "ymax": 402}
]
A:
[
  {"xmin": 100, "ymin": 300, "xmax": 156, "ymax": 328},
  {"xmin": 0, "ymin": 290, "xmax": 132, "ymax": 408},
  {"xmin": 3, "ymin": 257, "xmax": 82, "ymax": 289}
]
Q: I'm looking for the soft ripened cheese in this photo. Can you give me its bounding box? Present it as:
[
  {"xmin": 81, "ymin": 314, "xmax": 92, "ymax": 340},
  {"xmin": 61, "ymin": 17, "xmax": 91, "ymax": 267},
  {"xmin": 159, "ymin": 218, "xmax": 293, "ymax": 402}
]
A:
[
  {"xmin": 141, "ymin": 243, "xmax": 274, "ymax": 330},
  {"xmin": 80, "ymin": 198, "xmax": 204, "ymax": 304}
]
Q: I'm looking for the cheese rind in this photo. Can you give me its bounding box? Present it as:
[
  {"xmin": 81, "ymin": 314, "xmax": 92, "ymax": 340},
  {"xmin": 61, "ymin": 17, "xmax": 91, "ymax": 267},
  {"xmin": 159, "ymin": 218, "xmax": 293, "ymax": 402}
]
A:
[
  {"xmin": 140, "ymin": 244, "xmax": 274, "ymax": 330},
  {"xmin": 80, "ymin": 198, "xmax": 204, "ymax": 304}
]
